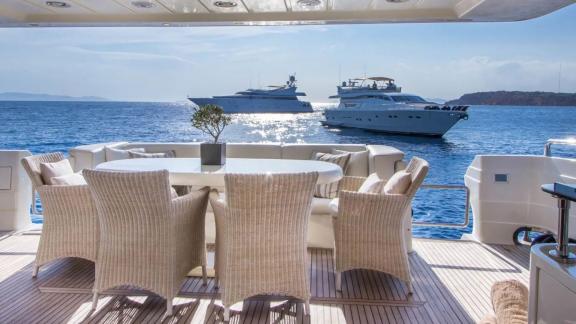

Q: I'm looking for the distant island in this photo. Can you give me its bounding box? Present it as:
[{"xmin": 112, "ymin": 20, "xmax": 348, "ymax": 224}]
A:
[
  {"xmin": 446, "ymin": 91, "xmax": 576, "ymax": 106},
  {"xmin": 0, "ymin": 92, "xmax": 108, "ymax": 102}
]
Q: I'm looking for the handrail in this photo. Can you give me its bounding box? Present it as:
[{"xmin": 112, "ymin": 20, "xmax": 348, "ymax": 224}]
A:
[
  {"xmin": 412, "ymin": 184, "xmax": 470, "ymax": 228},
  {"xmin": 544, "ymin": 138, "xmax": 576, "ymax": 157}
]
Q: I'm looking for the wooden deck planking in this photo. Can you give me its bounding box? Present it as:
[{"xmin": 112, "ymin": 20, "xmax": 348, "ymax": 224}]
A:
[{"xmin": 0, "ymin": 231, "xmax": 530, "ymax": 323}]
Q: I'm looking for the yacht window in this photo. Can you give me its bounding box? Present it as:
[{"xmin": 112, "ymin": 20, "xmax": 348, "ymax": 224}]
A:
[
  {"xmin": 390, "ymin": 95, "xmax": 427, "ymax": 103},
  {"xmin": 349, "ymin": 95, "xmax": 392, "ymax": 100}
]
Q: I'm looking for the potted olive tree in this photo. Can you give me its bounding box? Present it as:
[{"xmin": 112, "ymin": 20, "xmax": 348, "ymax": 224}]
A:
[{"xmin": 191, "ymin": 104, "xmax": 231, "ymax": 165}]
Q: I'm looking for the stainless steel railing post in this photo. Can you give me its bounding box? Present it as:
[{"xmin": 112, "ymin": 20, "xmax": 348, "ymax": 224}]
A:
[
  {"xmin": 412, "ymin": 184, "xmax": 470, "ymax": 228},
  {"xmin": 556, "ymin": 198, "xmax": 571, "ymax": 258},
  {"xmin": 544, "ymin": 138, "xmax": 576, "ymax": 157}
]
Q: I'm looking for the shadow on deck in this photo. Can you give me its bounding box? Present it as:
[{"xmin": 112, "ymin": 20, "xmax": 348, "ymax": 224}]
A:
[{"xmin": 0, "ymin": 232, "xmax": 529, "ymax": 323}]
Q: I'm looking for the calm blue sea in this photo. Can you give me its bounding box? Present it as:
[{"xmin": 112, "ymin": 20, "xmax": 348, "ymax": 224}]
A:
[{"xmin": 1, "ymin": 101, "xmax": 575, "ymax": 238}]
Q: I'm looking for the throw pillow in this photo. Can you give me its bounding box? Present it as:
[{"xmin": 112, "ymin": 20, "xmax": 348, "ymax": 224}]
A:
[
  {"xmin": 383, "ymin": 170, "xmax": 412, "ymax": 194},
  {"xmin": 40, "ymin": 159, "xmax": 74, "ymax": 185},
  {"xmin": 105, "ymin": 147, "xmax": 145, "ymax": 161},
  {"xmin": 358, "ymin": 173, "xmax": 386, "ymax": 193},
  {"xmin": 312, "ymin": 152, "xmax": 351, "ymax": 198},
  {"xmin": 331, "ymin": 149, "xmax": 369, "ymax": 176},
  {"xmin": 50, "ymin": 173, "xmax": 87, "ymax": 186}
]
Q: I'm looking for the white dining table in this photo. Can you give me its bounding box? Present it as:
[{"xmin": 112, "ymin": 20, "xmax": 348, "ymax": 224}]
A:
[{"xmin": 95, "ymin": 158, "xmax": 343, "ymax": 186}]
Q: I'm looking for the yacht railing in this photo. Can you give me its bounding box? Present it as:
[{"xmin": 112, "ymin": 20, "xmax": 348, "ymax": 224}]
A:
[
  {"xmin": 544, "ymin": 138, "xmax": 576, "ymax": 157},
  {"xmin": 412, "ymin": 184, "xmax": 470, "ymax": 228}
]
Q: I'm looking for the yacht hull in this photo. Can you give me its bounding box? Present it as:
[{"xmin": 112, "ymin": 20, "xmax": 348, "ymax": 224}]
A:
[
  {"xmin": 188, "ymin": 97, "xmax": 313, "ymax": 113},
  {"xmin": 323, "ymin": 108, "xmax": 466, "ymax": 137}
]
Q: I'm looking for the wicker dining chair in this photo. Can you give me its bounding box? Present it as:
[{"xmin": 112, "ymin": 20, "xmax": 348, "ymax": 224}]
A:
[
  {"xmin": 209, "ymin": 172, "xmax": 319, "ymax": 322},
  {"xmin": 21, "ymin": 153, "xmax": 99, "ymax": 278},
  {"xmin": 83, "ymin": 169, "xmax": 209, "ymax": 317},
  {"xmin": 22, "ymin": 152, "xmax": 65, "ymax": 214},
  {"xmin": 332, "ymin": 157, "xmax": 429, "ymax": 294}
]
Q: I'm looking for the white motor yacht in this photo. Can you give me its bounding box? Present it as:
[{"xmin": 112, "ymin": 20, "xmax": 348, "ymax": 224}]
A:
[
  {"xmin": 323, "ymin": 77, "xmax": 468, "ymax": 137},
  {"xmin": 188, "ymin": 75, "xmax": 313, "ymax": 113}
]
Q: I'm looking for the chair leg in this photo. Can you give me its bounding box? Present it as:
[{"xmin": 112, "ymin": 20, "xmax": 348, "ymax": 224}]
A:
[
  {"xmin": 31, "ymin": 190, "xmax": 38, "ymax": 215},
  {"xmin": 165, "ymin": 299, "xmax": 173, "ymax": 317},
  {"xmin": 202, "ymin": 265, "xmax": 208, "ymax": 286},
  {"xmin": 335, "ymin": 271, "xmax": 342, "ymax": 291},
  {"xmin": 224, "ymin": 306, "xmax": 230, "ymax": 322},
  {"xmin": 304, "ymin": 299, "xmax": 311, "ymax": 316},
  {"xmin": 91, "ymin": 291, "xmax": 98, "ymax": 311},
  {"xmin": 32, "ymin": 264, "xmax": 39, "ymax": 278},
  {"xmin": 407, "ymin": 280, "xmax": 413, "ymax": 295}
]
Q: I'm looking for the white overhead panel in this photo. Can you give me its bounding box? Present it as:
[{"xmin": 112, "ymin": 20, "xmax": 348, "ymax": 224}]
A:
[
  {"xmin": 198, "ymin": 0, "xmax": 248, "ymax": 13},
  {"xmin": 242, "ymin": 0, "xmax": 287, "ymax": 12},
  {"xmin": 113, "ymin": 0, "xmax": 171, "ymax": 14},
  {"xmin": 371, "ymin": 0, "xmax": 419, "ymax": 11},
  {"xmin": 457, "ymin": 0, "xmax": 574, "ymax": 21},
  {"xmin": 332, "ymin": 0, "xmax": 371, "ymax": 11},
  {"xmin": 289, "ymin": 0, "xmax": 326, "ymax": 12},
  {"xmin": 23, "ymin": 0, "xmax": 93, "ymax": 14},
  {"xmin": 0, "ymin": 0, "xmax": 48, "ymax": 22},
  {"xmin": 0, "ymin": 0, "xmax": 573, "ymax": 27},
  {"xmin": 69, "ymin": 0, "xmax": 134, "ymax": 14},
  {"xmin": 156, "ymin": 0, "xmax": 209, "ymax": 14}
]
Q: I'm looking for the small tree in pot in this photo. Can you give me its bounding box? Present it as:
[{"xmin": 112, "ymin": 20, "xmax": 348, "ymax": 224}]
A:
[{"xmin": 191, "ymin": 104, "xmax": 231, "ymax": 165}]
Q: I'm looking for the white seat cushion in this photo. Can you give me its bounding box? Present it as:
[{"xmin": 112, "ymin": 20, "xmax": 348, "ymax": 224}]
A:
[
  {"xmin": 170, "ymin": 187, "xmax": 178, "ymax": 199},
  {"xmin": 328, "ymin": 198, "xmax": 339, "ymax": 215},
  {"xmin": 226, "ymin": 143, "xmax": 282, "ymax": 159},
  {"xmin": 129, "ymin": 150, "xmax": 176, "ymax": 158},
  {"xmin": 383, "ymin": 170, "xmax": 412, "ymax": 194},
  {"xmin": 50, "ymin": 173, "xmax": 87, "ymax": 186},
  {"xmin": 40, "ymin": 159, "xmax": 74, "ymax": 185},
  {"xmin": 312, "ymin": 197, "xmax": 333, "ymax": 214}
]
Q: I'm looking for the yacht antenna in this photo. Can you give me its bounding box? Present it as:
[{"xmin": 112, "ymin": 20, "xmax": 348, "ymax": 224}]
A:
[{"xmin": 338, "ymin": 64, "xmax": 341, "ymax": 84}]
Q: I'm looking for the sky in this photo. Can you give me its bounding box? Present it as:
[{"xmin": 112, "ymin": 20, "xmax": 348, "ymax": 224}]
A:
[{"xmin": 0, "ymin": 5, "xmax": 575, "ymax": 102}]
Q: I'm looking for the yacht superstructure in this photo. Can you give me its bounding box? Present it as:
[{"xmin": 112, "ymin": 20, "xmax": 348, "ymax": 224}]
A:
[
  {"xmin": 188, "ymin": 75, "xmax": 312, "ymax": 113},
  {"xmin": 323, "ymin": 77, "xmax": 468, "ymax": 137}
]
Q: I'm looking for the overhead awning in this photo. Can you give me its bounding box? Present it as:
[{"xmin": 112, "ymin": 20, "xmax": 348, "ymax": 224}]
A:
[{"xmin": 0, "ymin": 0, "xmax": 573, "ymax": 28}]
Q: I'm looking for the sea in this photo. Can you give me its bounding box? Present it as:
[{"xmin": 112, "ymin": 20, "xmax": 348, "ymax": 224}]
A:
[{"xmin": 1, "ymin": 101, "xmax": 575, "ymax": 239}]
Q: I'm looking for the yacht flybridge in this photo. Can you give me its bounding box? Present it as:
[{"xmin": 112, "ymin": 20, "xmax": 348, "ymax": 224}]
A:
[
  {"xmin": 324, "ymin": 77, "xmax": 468, "ymax": 136},
  {"xmin": 1, "ymin": 1, "xmax": 576, "ymax": 323},
  {"xmin": 188, "ymin": 75, "xmax": 313, "ymax": 113}
]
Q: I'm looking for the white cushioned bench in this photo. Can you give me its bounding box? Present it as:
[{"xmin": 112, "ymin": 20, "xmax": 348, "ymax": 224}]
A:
[{"xmin": 70, "ymin": 142, "xmax": 405, "ymax": 248}]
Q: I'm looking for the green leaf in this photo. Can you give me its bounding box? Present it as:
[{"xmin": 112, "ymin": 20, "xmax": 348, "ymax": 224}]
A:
[{"xmin": 191, "ymin": 104, "xmax": 231, "ymax": 143}]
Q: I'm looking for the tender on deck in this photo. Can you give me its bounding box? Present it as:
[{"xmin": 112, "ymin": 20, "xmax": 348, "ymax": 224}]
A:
[{"xmin": 0, "ymin": 230, "xmax": 529, "ymax": 324}]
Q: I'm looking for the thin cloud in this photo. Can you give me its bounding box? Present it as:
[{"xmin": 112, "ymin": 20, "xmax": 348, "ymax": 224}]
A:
[{"xmin": 59, "ymin": 46, "xmax": 198, "ymax": 65}]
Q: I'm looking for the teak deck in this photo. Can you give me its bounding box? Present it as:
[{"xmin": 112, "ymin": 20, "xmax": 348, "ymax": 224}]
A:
[{"xmin": 0, "ymin": 230, "xmax": 529, "ymax": 323}]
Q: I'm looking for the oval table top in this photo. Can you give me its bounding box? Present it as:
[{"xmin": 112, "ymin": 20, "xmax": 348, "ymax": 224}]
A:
[{"xmin": 95, "ymin": 158, "xmax": 343, "ymax": 186}]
